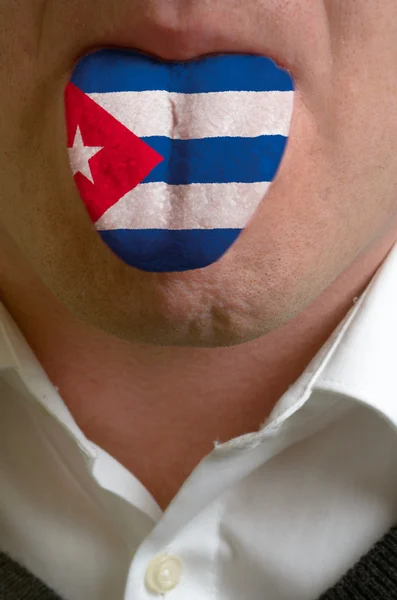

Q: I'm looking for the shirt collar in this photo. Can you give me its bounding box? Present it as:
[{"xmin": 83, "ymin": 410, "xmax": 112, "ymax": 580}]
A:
[
  {"xmin": 0, "ymin": 298, "xmax": 97, "ymax": 465},
  {"xmin": 245, "ymin": 240, "xmax": 397, "ymax": 438},
  {"xmin": 0, "ymin": 241, "xmax": 397, "ymax": 453},
  {"xmin": 313, "ymin": 241, "xmax": 397, "ymax": 427}
]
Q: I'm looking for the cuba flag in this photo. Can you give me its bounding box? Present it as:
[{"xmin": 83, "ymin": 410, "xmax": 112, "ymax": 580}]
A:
[{"xmin": 65, "ymin": 49, "xmax": 294, "ymax": 273}]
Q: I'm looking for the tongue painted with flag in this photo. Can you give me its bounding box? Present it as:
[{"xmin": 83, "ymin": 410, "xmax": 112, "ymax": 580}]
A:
[{"xmin": 64, "ymin": 49, "xmax": 294, "ymax": 273}]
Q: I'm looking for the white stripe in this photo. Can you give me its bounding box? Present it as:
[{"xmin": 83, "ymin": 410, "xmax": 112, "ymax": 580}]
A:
[
  {"xmin": 88, "ymin": 90, "xmax": 293, "ymax": 139},
  {"xmin": 95, "ymin": 181, "xmax": 271, "ymax": 230}
]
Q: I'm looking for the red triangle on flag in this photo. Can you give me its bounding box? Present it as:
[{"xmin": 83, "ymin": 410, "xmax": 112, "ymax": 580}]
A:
[{"xmin": 64, "ymin": 82, "xmax": 164, "ymax": 223}]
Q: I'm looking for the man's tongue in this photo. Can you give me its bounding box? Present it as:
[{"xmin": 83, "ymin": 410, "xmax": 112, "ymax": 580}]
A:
[{"xmin": 65, "ymin": 48, "xmax": 293, "ymax": 272}]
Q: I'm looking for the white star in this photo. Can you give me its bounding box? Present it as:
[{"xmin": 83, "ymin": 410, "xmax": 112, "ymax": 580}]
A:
[{"xmin": 67, "ymin": 125, "xmax": 104, "ymax": 184}]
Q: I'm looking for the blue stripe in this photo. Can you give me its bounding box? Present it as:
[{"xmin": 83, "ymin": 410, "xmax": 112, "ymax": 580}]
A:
[
  {"xmin": 141, "ymin": 135, "xmax": 287, "ymax": 184},
  {"xmin": 99, "ymin": 228, "xmax": 242, "ymax": 272},
  {"xmin": 71, "ymin": 48, "xmax": 294, "ymax": 93}
]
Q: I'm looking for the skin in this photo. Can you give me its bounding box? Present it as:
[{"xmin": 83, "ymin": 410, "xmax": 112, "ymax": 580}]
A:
[{"xmin": 1, "ymin": 1, "xmax": 397, "ymax": 509}]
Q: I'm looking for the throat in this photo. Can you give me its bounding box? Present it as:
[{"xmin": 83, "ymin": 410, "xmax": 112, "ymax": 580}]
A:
[{"xmin": 73, "ymin": 393, "xmax": 274, "ymax": 512}]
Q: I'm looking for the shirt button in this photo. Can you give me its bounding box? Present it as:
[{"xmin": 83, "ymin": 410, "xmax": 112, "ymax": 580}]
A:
[{"xmin": 145, "ymin": 553, "xmax": 182, "ymax": 594}]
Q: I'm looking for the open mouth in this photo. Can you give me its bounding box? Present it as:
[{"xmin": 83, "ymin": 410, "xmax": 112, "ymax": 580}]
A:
[{"xmin": 65, "ymin": 47, "xmax": 294, "ymax": 272}]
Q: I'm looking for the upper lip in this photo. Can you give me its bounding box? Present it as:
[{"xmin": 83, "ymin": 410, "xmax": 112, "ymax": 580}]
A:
[
  {"xmin": 92, "ymin": 39, "xmax": 292, "ymax": 77},
  {"xmin": 85, "ymin": 14, "xmax": 293, "ymax": 73}
]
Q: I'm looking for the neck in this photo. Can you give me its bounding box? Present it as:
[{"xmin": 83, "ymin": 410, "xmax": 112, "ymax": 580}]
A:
[{"xmin": 1, "ymin": 224, "xmax": 396, "ymax": 508}]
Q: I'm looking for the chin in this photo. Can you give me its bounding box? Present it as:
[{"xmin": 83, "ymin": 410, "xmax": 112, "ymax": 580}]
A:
[{"xmin": 50, "ymin": 221, "xmax": 309, "ymax": 349}]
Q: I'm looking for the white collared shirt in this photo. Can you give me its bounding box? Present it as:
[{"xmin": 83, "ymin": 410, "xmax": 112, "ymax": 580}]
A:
[{"xmin": 1, "ymin": 243, "xmax": 397, "ymax": 600}]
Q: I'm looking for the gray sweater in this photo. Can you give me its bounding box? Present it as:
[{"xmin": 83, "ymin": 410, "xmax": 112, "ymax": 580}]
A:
[{"xmin": 1, "ymin": 525, "xmax": 397, "ymax": 599}]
